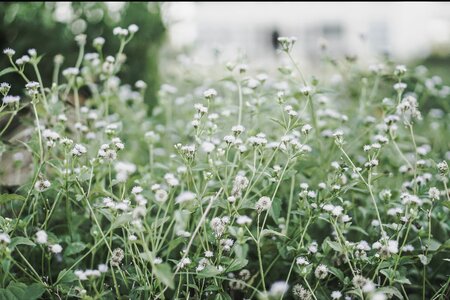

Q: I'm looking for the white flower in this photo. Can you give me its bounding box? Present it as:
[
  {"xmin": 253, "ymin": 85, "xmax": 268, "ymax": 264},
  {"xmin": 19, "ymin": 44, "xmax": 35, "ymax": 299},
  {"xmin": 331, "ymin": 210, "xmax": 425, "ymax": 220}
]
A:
[
  {"xmin": 331, "ymin": 291, "xmax": 342, "ymax": 299},
  {"xmin": 296, "ymin": 256, "xmax": 309, "ymax": 266},
  {"xmin": 128, "ymin": 24, "xmax": 139, "ymax": 34},
  {"xmin": 75, "ymin": 270, "xmax": 87, "ymax": 281},
  {"xmin": 428, "ymin": 187, "xmax": 440, "ymax": 200},
  {"xmin": 154, "ymin": 189, "xmax": 168, "ymax": 203},
  {"xmin": 203, "ymin": 88, "xmax": 217, "ymax": 99},
  {"xmin": 131, "ymin": 186, "xmax": 143, "ymax": 194},
  {"xmin": 231, "ymin": 125, "xmax": 245, "ymax": 135},
  {"xmin": 255, "ymin": 196, "xmax": 272, "ymax": 213},
  {"xmin": 50, "ymin": 244, "xmax": 63, "ymax": 254},
  {"xmin": 35, "ymin": 179, "xmax": 51, "ymax": 192},
  {"xmin": 3, "ymin": 48, "xmax": 15, "ymax": 56},
  {"xmin": 314, "ymin": 264, "xmax": 329, "ymax": 279},
  {"xmin": 0, "ymin": 233, "xmax": 11, "ymax": 244},
  {"xmin": 177, "ymin": 257, "xmax": 191, "ymax": 269},
  {"xmin": 269, "ymin": 281, "xmax": 289, "ymax": 296},
  {"xmin": 220, "ymin": 238, "xmax": 234, "ymax": 251},
  {"xmin": 154, "ymin": 257, "xmax": 163, "ymax": 264},
  {"xmin": 175, "ymin": 191, "xmax": 196, "ymax": 204},
  {"xmin": 72, "ymin": 144, "xmax": 87, "ymax": 156},
  {"xmin": 93, "ymin": 37, "xmax": 105, "ymax": 47},
  {"xmin": 236, "ymin": 215, "xmax": 252, "ymax": 225},
  {"xmin": 98, "ymin": 264, "xmax": 108, "ymax": 273},
  {"xmin": 2, "ymin": 95, "xmax": 20, "ymax": 104},
  {"xmin": 113, "ymin": 26, "xmax": 129, "ymax": 36},
  {"xmin": 201, "ymin": 141, "xmax": 215, "ymax": 153},
  {"xmin": 204, "ymin": 251, "xmax": 214, "ymax": 258},
  {"xmin": 35, "ymin": 230, "xmax": 48, "ymax": 244}
]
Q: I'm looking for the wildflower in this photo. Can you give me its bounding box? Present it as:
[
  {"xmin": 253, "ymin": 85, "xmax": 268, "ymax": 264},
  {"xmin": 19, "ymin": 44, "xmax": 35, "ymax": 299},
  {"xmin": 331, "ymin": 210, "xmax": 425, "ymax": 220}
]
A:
[
  {"xmin": 110, "ymin": 248, "xmax": 125, "ymax": 267},
  {"xmin": 352, "ymin": 274, "xmax": 367, "ymax": 288},
  {"xmin": 308, "ymin": 241, "xmax": 318, "ymax": 254},
  {"xmin": 113, "ymin": 27, "xmax": 129, "ymax": 37},
  {"xmin": 300, "ymin": 86, "xmax": 313, "ymax": 96},
  {"xmin": 35, "ymin": 179, "xmax": 51, "ymax": 192},
  {"xmin": 224, "ymin": 135, "xmax": 236, "ymax": 144},
  {"xmin": 393, "ymin": 82, "xmax": 407, "ymax": 92},
  {"xmin": 372, "ymin": 293, "xmax": 387, "ymax": 300},
  {"xmin": 437, "ymin": 160, "xmax": 448, "ymax": 175},
  {"xmin": 269, "ymin": 281, "xmax": 289, "ymax": 297},
  {"xmin": 62, "ymin": 67, "xmax": 80, "ymax": 77},
  {"xmin": 135, "ymin": 80, "xmax": 147, "ymax": 89},
  {"xmin": 231, "ymin": 174, "xmax": 249, "ymax": 197},
  {"xmin": 93, "ymin": 37, "xmax": 105, "ymax": 48},
  {"xmin": 220, "ymin": 238, "xmax": 234, "ymax": 251},
  {"xmin": 154, "ymin": 257, "xmax": 163, "ymax": 264},
  {"xmin": 331, "ymin": 291, "xmax": 342, "ymax": 299},
  {"xmin": 2, "ymin": 95, "xmax": 20, "ymax": 104},
  {"xmin": 204, "ymin": 251, "xmax": 213, "ymax": 258},
  {"xmin": 71, "ymin": 144, "xmax": 87, "ymax": 156},
  {"xmin": 131, "ymin": 186, "xmax": 143, "ymax": 194},
  {"xmin": 203, "ymin": 88, "xmax": 217, "ymax": 100},
  {"xmin": 314, "ymin": 264, "xmax": 329, "ymax": 279},
  {"xmin": 231, "ymin": 125, "xmax": 245, "ymax": 135},
  {"xmin": 397, "ymin": 95, "xmax": 421, "ymax": 123},
  {"xmin": 394, "ymin": 65, "xmax": 407, "ymax": 76},
  {"xmin": 255, "ymin": 196, "xmax": 272, "ymax": 213},
  {"xmin": 236, "ymin": 215, "xmax": 252, "ymax": 225},
  {"xmin": 50, "ymin": 244, "xmax": 63, "ymax": 254},
  {"xmin": 302, "ymin": 124, "xmax": 312, "ymax": 135},
  {"xmin": 75, "ymin": 270, "xmax": 87, "ymax": 281},
  {"xmin": 175, "ymin": 191, "xmax": 196, "ymax": 204},
  {"xmin": 0, "ymin": 232, "xmax": 11, "ymax": 244},
  {"xmin": 292, "ymin": 284, "xmax": 311, "ymax": 300},
  {"xmin": 428, "ymin": 187, "xmax": 440, "ymax": 200},
  {"xmin": 296, "ymin": 256, "xmax": 309, "ymax": 266},
  {"xmin": 35, "ymin": 230, "xmax": 48, "ymax": 244},
  {"xmin": 128, "ymin": 24, "xmax": 139, "ymax": 34},
  {"xmin": 154, "ymin": 189, "xmax": 168, "ymax": 203},
  {"xmin": 98, "ymin": 264, "xmax": 108, "ymax": 273},
  {"xmin": 278, "ymin": 36, "xmax": 297, "ymax": 52},
  {"xmin": 201, "ymin": 141, "xmax": 215, "ymax": 153},
  {"xmin": 3, "ymin": 48, "xmax": 15, "ymax": 56},
  {"xmin": 0, "ymin": 82, "xmax": 11, "ymax": 95},
  {"xmin": 210, "ymin": 217, "xmax": 225, "ymax": 237},
  {"xmin": 177, "ymin": 257, "xmax": 191, "ymax": 269}
]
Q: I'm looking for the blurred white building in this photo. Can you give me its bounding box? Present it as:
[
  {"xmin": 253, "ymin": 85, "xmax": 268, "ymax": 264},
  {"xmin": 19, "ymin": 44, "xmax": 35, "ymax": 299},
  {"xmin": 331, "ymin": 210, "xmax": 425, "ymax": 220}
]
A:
[{"xmin": 163, "ymin": 2, "xmax": 450, "ymax": 66}]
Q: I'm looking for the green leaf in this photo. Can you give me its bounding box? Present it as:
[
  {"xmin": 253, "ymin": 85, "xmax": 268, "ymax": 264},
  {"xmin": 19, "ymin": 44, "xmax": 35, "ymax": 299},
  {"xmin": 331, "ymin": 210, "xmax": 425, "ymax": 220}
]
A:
[
  {"xmin": 64, "ymin": 242, "xmax": 86, "ymax": 256},
  {"xmin": 226, "ymin": 258, "xmax": 248, "ymax": 272},
  {"xmin": 154, "ymin": 263, "xmax": 174, "ymax": 289},
  {"xmin": 0, "ymin": 194, "xmax": 25, "ymax": 205},
  {"xmin": 0, "ymin": 282, "xmax": 45, "ymax": 300},
  {"xmin": 56, "ymin": 269, "xmax": 78, "ymax": 284},
  {"xmin": 197, "ymin": 265, "xmax": 222, "ymax": 278},
  {"xmin": 326, "ymin": 240, "xmax": 343, "ymax": 253},
  {"xmin": 0, "ymin": 67, "xmax": 15, "ymax": 78},
  {"xmin": 9, "ymin": 237, "xmax": 35, "ymax": 249},
  {"xmin": 261, "ymin": 229, "xmax": 287, "ymax": 239},
  {"xmin": 328, "ymin": 266, "xmax": 345, "ymax": 282},
  {"xmin": 376, "ymin": 287, "xmax": 404, "ymax": 299},
  {"xmin": 24, "ymin": 283, "xmax": 45, "ymax": 300},
  {"xmin": 111, "ymin": 213, "xmax": 133, "ymax": 228}
]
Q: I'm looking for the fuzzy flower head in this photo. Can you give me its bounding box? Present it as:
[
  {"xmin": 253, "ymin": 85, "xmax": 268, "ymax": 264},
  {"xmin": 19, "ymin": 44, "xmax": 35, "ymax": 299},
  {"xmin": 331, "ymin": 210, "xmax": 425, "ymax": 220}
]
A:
[
  {"xmin": 314, "ymin": 264, "xmax": 329, "ymax": 279},
  {"xmin": 255, "ymin": 196, "xmax": 272, "ymax": 213},
  {"xmin": 203, "ymin": 88, "xmax": 217, "ymax": 100},
  {"xmin": 35, "ymin": 230, "xmax": 48, "ymax": 244}
]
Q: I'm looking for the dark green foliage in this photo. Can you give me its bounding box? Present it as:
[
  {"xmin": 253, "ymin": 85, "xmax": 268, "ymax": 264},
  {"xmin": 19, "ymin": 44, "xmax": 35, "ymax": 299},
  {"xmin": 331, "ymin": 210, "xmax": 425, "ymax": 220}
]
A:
[{"xmin": 0, "ymin": 2, "xmax": 165, "ymax": 109}]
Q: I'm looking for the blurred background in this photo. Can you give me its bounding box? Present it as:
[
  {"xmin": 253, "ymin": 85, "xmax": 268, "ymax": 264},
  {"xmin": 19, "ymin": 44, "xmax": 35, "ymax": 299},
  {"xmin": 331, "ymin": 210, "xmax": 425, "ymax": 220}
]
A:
[
  {"xmin": 1, "ymin": 2, "xmax": 450, "ymax": 107},
  {"xmin": 163, "ymin": 2, "xmax": 450, "ymax": 74}
]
